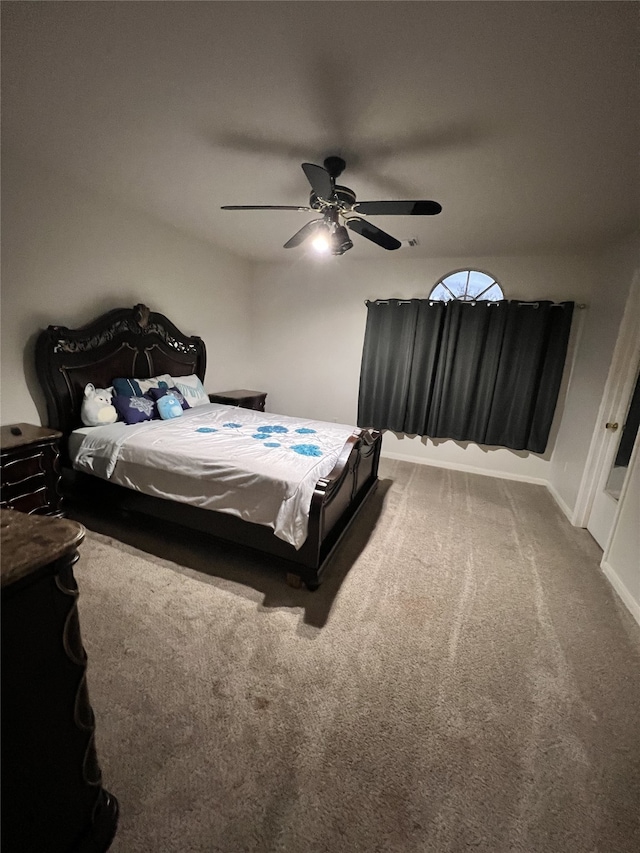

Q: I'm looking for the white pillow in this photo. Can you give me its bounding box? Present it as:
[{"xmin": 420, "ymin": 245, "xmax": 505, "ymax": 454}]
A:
[
  {"xmin": 136, "ymin": 373, "xmax": 174, "ymax": 395},
  {"xmin": 171, "ymin": 374, "xmax": 209, "ymax": 407},
  {"xmin": 111, "ymin": 374, "xmax": 173, "ymax": 397}
]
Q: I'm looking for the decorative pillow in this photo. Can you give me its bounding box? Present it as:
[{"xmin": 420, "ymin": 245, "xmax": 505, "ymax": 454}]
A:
[
  {"xmin": 157, "ymin": 395, "xmax": 184, "ymax": 420},
  {"xmin": 112, "ymin": 378, "xmax": 140, "ymax": 397},
  {"xmin": 81, "ymin": 383, "xmax": 118, "ymax": 427},
  {"xmin": 148, "ymin": 385, "xmax": 190, "ymax": 410},
  {"xmin": 112, "ymin": 393, "xmax": 158, "ymax": 425},
  {"xmin": 171, "ymin": 374, "xmax": 209, "ymax": 407},
  {"xmin": 112, "ymin": 374, "xmax": 173, "ymax": 398},
  {"xmin": 137, "ymin": 373, "xmax": 174, "ymax": 395}
]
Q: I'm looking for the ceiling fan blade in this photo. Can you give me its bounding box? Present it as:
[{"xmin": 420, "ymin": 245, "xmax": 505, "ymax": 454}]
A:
[
  {"xmin": 346, "ymin": 217, "xmax": 402, "ymax": 250},
  {"xmin": 301, "ymin": 163, "xmax": 333, "ymax": 200},
  {"xmin": 221, "ymin": 205, "xmax": 312, "ymax": 211},
  {"xmin": 353, "ymin": 200, "xmax": 442, "ymax": 216},
  {"xmin": 283, "ymin": 218, "xmax": 324, "ymax": 249}
]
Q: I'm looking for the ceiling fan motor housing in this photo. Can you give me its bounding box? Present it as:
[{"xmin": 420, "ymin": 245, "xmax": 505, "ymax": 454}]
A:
[
  {"xmin": 334, "ymin": 185, "xmax": 357, "ymax": 205},
  {"xmin": 309, "ymin": 185, "xmax": 357, "ymax": 209}
]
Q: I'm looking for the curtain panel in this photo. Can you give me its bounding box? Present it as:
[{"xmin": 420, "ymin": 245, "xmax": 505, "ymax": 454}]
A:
[{"xmin": 357, "ymin": 299, "xmax": 574, "ymax": 453}]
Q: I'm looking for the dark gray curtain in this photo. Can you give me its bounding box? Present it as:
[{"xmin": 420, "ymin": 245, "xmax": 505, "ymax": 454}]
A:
[
  {"xmin": 358, "ymin": 299, "xmax": 422, "ymax": 432},
  {"xmin": 357, "ymin": 299, "xmax": 574, "ymax": 453}
]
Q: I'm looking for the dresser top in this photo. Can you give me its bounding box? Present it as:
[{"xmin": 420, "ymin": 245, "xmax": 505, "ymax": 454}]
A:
[
  {"xmin": 1, "ymin": 509, "xmax": 85, "ymax": 587},
  {"xmin": 1, "ymin": 423, "xmax": 63, "ymax": 451}
]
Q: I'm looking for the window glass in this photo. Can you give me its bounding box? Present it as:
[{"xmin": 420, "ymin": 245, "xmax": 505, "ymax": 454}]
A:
[{"xmin": 430, "ymin": 270, "xmax": 504, "ymax": 302}]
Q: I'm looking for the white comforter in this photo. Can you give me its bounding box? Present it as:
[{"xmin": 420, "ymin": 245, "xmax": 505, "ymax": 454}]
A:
[{"xmin": 70, "ymin": 403, "xmax": 355, "ymax": 549}]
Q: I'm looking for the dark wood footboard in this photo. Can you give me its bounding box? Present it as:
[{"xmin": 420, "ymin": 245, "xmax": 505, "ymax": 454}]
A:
[{"xmin": 295, "ymin": 428, "xmax": 382, "ymax": 587}]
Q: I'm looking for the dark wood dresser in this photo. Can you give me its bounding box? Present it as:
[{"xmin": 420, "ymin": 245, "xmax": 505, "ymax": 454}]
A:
[
  {"xmin": 1, "ymin": 509, "xmax": 119, "ymax": 853},
  {"xmin": 0, "ymin": 423, "xmax": 63, "ymax": 516},
  {"xmin": 208, "ymin": 389, "xmax": 267, "ymax": 411}
]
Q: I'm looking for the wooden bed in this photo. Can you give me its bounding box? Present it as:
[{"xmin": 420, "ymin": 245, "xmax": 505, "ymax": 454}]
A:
[{"xmin": 35, "ymin": 304, "xmax": 381, "ymax": 589}]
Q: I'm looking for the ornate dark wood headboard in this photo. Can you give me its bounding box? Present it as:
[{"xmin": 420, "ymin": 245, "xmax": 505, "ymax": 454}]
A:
[{"xmin": 36, "ymin": 303, "xmax": 207, "ymax": 438}]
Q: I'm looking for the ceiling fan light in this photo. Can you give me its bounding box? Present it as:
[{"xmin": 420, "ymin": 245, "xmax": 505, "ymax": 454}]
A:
[
  {"xmin": 330, "ymin": 224, "xmax": 353, "ymax": 255},
  {"xmin": 312, "ymin": 234, "xmax": 331, "ymax": 254}
]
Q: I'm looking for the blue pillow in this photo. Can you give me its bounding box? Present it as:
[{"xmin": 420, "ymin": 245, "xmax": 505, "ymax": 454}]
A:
[
  {"xmin": 113, "ymin": 393, "xmax": 158, "ymax": 425},
  {"xmin": 112, "ymin": 378, "xmax": 145, "ymax": 397},
  {"xmin": 157, "ymin": 395, "xmax": 183, "ymax": 420},
  {"xmin": 148, "ymin": 386, "xmax": 190, "ymax": 410}
]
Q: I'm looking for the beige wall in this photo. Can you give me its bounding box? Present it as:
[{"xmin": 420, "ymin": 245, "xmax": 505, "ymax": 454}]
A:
[
  {"xmin": 1, "ymin": 151, "xmax": 253, "ymax": 426},
  {"xmin": 548, "ymin": 234, "xmax": 640, "ymax": 515}
]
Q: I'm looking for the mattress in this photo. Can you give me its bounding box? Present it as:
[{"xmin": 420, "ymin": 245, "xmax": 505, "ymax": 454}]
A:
[{"xmin": 69, "ymin": 403, "xmax": 355, "ymax": 549}]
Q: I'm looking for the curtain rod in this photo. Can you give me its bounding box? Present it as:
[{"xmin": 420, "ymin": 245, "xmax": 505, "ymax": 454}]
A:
[{"xmin": 364, "ymin": 299, "xmax": 587, "ymax": 308}]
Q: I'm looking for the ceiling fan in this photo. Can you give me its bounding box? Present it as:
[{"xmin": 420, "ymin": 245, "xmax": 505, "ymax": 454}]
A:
[{"xmin": 221, "ymin": 156, "xmax": 442, "ymax": 255}]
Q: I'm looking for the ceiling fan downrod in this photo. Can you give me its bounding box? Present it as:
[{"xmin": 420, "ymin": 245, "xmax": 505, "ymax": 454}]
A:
[{"xmin": 322, "ymin": 155, "xmax": 346, "ymax": 180}]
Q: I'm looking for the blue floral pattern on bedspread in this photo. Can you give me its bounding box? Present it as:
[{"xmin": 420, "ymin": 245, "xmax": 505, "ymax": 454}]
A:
[
  {"xmin": 195, "ymin": 419, "xmax": 332, "ymax": 458},
  {"xmin": 291, "ymin": 444, "xmax": 322, "ymax": 457}
]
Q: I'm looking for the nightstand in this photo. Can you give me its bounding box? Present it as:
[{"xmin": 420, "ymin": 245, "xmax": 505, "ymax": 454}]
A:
[
  {"xmin": 1, "ymin": 424, "xmax": 64, "ymax": 517},
  {"xmin": 208, "ymin": 389, "xmax": 267, "ymax": 412}
]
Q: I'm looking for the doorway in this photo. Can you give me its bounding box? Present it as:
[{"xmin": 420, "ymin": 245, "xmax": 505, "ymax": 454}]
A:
[
  {"xmin": 580, "ymin": 277, "xmax": 640, "ymax": 551},
  {"xmin": 588, "ymin": 359, "xmax": 640, "ymax": 549},
  {"xmin": 604, "ymin": 369, "xmax": 640, "ymax": 499}
]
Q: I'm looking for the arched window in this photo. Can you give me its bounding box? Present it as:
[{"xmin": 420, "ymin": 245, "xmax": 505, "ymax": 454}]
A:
[{"xmin": 429, "ymin": 269, "xmax": 504, "ymax": 302}]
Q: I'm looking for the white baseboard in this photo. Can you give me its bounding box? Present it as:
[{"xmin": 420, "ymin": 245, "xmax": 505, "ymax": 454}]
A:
[
  {"xmin": 545, "ymin": 482, "xmax": 575, "ymax": 523},
  {"xmin": 601, "ymin": 560, "xmax": 640, "ymax": 628},
  {"xmin": 380, "ymin": 450, "xmax": 548, "ymax": 486}
]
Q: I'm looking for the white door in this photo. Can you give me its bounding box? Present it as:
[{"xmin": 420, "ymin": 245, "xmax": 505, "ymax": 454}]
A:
[
  {"xmin": 587, "ymin": 360, "xmax": 640, "ymax": 549},
  {"xmin": 601, "ymin": 433, "xmax": 640, "ymax": 625},
  {"xmin": 580, "ymin": 275, "xmax": 640, "ymax": 550}
]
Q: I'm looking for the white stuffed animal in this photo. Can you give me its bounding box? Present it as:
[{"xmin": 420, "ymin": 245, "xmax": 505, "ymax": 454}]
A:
[{"xmin": 81, "ymin": 383, "xmax": 118, "ymax": 426}]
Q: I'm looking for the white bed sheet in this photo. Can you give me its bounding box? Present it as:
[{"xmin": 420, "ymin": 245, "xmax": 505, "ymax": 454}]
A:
[{"xmin": 69, "ymin": 403, "xmax": 355, "ymax": 549}]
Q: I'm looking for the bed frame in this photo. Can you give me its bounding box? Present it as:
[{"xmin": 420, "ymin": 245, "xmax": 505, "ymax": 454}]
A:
[{"xmin": 35, "ymin": 304, "xmax": 381, "ymax": 589}]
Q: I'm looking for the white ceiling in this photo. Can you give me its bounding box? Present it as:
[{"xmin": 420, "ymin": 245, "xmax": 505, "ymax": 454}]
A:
[{"xmin": 2, "ymin": 1, "xmax": 638, "ymax": 262}]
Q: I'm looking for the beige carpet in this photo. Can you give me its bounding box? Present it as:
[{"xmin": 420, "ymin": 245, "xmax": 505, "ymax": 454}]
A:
[{"xmin": 71, "ymin": 459, "xmax": 640, "ymax": 853}]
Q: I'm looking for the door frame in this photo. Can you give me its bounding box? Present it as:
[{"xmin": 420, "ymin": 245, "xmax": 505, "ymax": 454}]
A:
[
  {"xmin": 572, "ymin": 273, "xmax": 640, "ymax": 530},
  {"xmin": 601, "ymin": 431, "xmax": 640, "ymax": 626}
]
